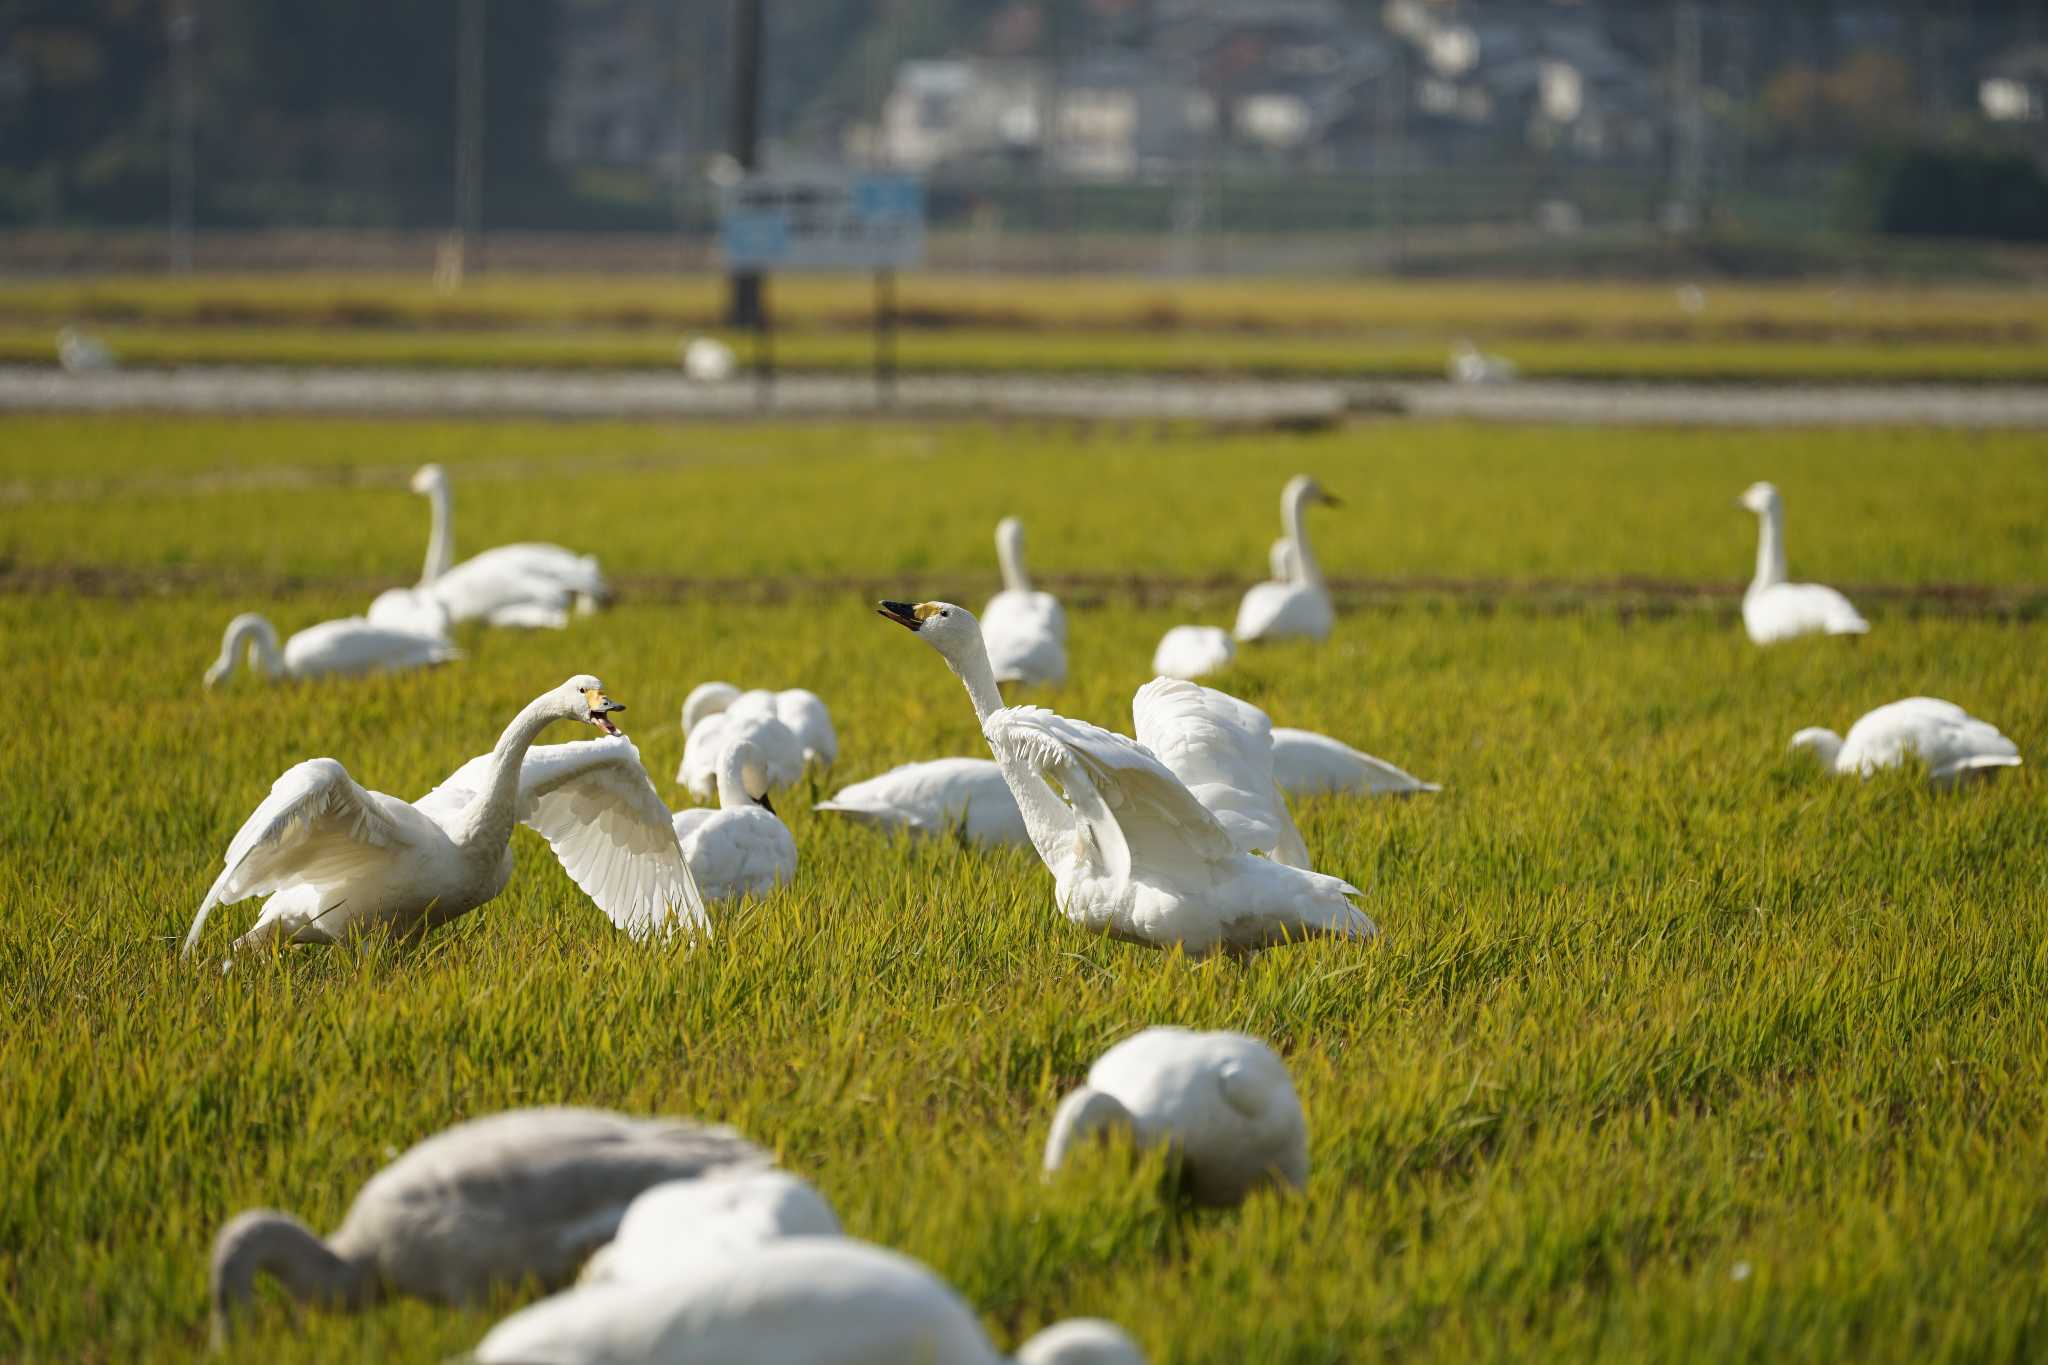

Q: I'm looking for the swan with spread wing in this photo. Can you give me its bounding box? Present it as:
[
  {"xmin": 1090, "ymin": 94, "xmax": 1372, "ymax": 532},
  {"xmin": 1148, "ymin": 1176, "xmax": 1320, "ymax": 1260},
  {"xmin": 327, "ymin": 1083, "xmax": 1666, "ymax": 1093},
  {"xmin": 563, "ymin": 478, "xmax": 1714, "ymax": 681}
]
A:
[{"xmin": 182, "ymin": 675, "xmax": 704, "ymax": 960}]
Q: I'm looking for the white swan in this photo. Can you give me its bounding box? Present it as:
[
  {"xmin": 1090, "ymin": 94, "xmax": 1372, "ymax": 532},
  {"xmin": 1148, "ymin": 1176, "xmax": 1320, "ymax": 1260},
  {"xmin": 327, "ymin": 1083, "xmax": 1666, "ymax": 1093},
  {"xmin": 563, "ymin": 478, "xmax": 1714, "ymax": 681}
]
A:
[
  {"xmin": 878, "ymin": 600, "xmax": 1373, "ymax": 956},
  {"xmin": 207, "ymin": 1107, "xmax": 766, "ymax": 1343},
  {"xmin": 380, "ymin": 463, "xmax": 608, "ymax": 629},
  {"xmin": 680, "ymin": 335, "xmax": 737, "ymax": 382},
  {"xmin": 1269, "ymin": 537, "xmax": 1296, "ymax": 582},
  {"xmin": 815, "ymin": 757, "xmax": 1029, "ymax": 847},
  {"xmin": 682, "ymin": 680, "xmax": 837, "ymax": 772},
  {"xmin": 475, "ymin": 1239, "xmax": 1145, "ymax": 1365},
  {"xmin": 1045, "ymin": 1027, "xmax": 1308, "ymax": 1208},
  {"xmin": 672, "ymin": 739, "xmax": 797, "ymax": 901},
  {"xmin": 204, "ymin": 612, "xmax": 458, "ymax": 688},
  {"xmin": 1736, "ymin": 482, "xmax": 1869, "ymax": 644},
  {"xmin": 1271, "ymin": 728, "xmax": 1440, "ymax": 797},
  {"xmin": 57, "ymin": 325, "xmax": 116, "ymax": 372},
  {"xmin": 1234, "ymin": 474, "xmax": 1339, "ymax": 643},
  {"xmin": 677, "ymin": 698, "xmax": 808, "ymax": 803},
  {"xmin": 1790, "ymin": 697, "xmax": 2021, "ymax": 786},
  {"xmin": 1447, "ymin": 338, "xmax": 1517, "ymax": 384},
  {"xmin": 1132, "ymin": 677, "xmax": 1311, "ymax": 869},
  {"xmin": 182, "ymin": 676, "xmax": 705, "ymax": 959},
  {"xmin": 578, "ymin": 1169, "xmax": 840, "ymax": 1288},
  {"xmin": 982, "ymin": 516, "xmax": 1069, "ymax": 688},
  {"xmin": 1151, "ymin": 625, "xmax": 1234, "ymax": 680}
]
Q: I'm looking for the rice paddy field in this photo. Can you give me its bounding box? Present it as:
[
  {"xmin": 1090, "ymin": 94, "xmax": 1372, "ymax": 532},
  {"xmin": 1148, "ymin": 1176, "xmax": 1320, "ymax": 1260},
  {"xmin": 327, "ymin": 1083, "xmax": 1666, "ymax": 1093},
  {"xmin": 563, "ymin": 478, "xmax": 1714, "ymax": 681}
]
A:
[{"xmin": 5, "ymin": 411, "xmax": 2048, "ymax": 1361}]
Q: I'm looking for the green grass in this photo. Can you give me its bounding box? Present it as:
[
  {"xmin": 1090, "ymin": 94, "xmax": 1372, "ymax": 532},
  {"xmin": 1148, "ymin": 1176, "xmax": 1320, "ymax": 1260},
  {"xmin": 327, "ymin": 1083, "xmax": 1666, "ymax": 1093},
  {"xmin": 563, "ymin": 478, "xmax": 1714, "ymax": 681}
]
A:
[{"xmin": 4, "ymin": 414, "xmax": 2047, "ymax": 1361}]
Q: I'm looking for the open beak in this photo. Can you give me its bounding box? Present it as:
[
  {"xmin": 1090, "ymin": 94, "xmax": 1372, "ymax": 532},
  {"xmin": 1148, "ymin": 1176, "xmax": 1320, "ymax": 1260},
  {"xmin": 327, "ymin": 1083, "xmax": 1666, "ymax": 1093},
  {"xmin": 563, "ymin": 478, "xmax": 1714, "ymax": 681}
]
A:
[
  {"xmin": 877, "ymin": 600, "xmax": 923, "ymax": 632},
  {"xmin": 583, "ymin": 688, "xmax": 625, "ymax": 736}
]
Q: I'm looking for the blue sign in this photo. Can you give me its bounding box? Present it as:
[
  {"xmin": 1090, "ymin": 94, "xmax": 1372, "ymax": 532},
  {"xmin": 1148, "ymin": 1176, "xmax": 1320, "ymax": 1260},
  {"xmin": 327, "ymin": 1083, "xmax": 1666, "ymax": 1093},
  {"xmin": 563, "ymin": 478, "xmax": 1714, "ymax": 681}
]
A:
[{"xmin": 720, "ymin": 171, "xmax": 926, "ymax": 271}]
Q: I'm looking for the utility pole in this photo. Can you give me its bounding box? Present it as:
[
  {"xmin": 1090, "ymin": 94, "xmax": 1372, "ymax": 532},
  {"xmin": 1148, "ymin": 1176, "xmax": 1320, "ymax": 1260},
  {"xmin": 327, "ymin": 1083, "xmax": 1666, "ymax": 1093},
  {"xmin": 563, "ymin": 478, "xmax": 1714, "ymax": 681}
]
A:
[
  {"xmin": 453, "ymin": 0, "xmax": 487, "ymax": 279},
  {"xmin": 1667, "ymin": 0, "xmax": 1705, "ymax": 234},
  {"xmin": 727, "ymin": 0, "xmax": 764, "ymax": 327},
  {"xmin": 168, "ymin": 1, "xmax": 197, "ymax": 275}
]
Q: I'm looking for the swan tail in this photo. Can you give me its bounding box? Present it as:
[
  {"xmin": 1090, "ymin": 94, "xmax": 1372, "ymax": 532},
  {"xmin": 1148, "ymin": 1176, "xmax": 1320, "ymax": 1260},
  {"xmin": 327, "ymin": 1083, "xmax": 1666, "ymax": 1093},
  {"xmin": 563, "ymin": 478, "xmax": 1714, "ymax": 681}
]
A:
[{"xmin": 1947, "ymin": 755, "xmax": 2023, "ymax": 775}]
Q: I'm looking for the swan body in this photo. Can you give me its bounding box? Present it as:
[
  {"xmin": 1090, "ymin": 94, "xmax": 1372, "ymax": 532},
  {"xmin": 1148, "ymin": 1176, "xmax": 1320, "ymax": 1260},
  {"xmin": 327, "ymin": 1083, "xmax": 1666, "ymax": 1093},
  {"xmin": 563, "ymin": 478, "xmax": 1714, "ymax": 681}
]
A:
[
  {"xmin": 402, "ymin": 463, "xmax": 608, "ymax": 627},
  {"xmin": 1790, "ymin": 697, "xmax": 2021, "ymax": 786},
  {"xmin": 1234, "ymin": 475, "xmax": 1338, "ymax": 643},
  {"xmin": 1736, "ymin": 481, "xmax": 1868, "ymax": 645},
  {"xmin": 672, "ymin": 739, "xmax": 796, "ymax": 901},
  {"xmin": 1151, "ymin": 625, "xmax": 1234, "ymax": 680},
  {"xmin": 815, "ymin": 757, "xmax": 1029, "ymax": 847},
  {"xmin": 682, "ymin": 680, "xmax": 837, "ymax": 774},
  {"xmin": 183, "ymin": 677, "xmax": 705, "ymax": 959},
  {"xmin": 1270, "ymin": 727, "xmax": 1440, "ymax": 796},
  {"xmin": 678, "ymin": 711, "xmax": 807, "ymax": 800},
  {"xmin": 982, "ymin": 516, "xmax": 1069, "ymax": 687},
  {"xmin": 1045, "ymin": 1027, "xmax": 1308, "ymax": 1208},
  {"xmin": 1448, "ymin": 338, "xmax": 1516, "ymax": 384},
  {"xmin": 1132, "ymin": 678, "xmax": 1310, "ymax": 869},
  {"xmin": 578, "ymin": 1169, "xmax": 840, "ymax": 1288},
  {"xmin": 204, "ymin": 612, "xmax": 457, "ymax": 688},
  {"xmin": 475, "ymin": 1239, "xmax": 1145, "ymax": 1365},
  {"xmin": 879, "ymin": 600, "xmax": 1373, "ymax": 957},
  {"xmin": 57, "ymin": 325, "xmax": 116, "ymax": 371},
  {"xmin": 680, "ymin": 336, "xmax": 737, "ymax": 382},
  {"xmin": 207, "ymin": 1107, "xmax": 768, "ymax": 1343}
]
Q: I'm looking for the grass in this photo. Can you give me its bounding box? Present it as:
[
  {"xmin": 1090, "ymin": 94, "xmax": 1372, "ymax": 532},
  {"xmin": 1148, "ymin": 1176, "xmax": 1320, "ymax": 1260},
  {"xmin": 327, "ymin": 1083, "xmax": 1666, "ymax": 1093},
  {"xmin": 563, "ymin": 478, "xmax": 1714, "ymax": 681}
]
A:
[{"xmin": 3, "ymin": 414, "xmax": 2047, "ymax": 1361}]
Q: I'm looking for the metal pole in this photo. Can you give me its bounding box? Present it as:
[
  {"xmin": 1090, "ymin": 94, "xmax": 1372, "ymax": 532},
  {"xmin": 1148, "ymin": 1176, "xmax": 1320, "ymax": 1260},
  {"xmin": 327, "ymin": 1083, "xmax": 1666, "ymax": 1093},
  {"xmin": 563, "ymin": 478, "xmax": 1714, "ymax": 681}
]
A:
[
  {"xmin": 874, "ymin": 268, "xmax": 896, "ymax": 408},
  {"xmin": 727, "ymin": 0, "xmax": 764, "ymax": 327},
  {"xmin": 1669, "ymin": 0, "xmax": 1705, "ymax": 233},
  {"xmin": 454, "ymin": 0, "xmax": 486, "ymax": 275},
  {"xmin": 168, "ymin": 2, "xmax": 197, "ymax": 275}
]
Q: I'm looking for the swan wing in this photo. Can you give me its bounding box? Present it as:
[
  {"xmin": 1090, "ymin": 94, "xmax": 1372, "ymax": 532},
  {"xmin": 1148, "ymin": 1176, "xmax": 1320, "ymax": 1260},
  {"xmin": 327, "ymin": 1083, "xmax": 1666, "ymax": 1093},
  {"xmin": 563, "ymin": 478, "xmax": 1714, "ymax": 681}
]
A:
[
  {"xmin": 814, "ymin": 758, "xmax": 1027, "ymax": 845},
  {"xmin": 184, "ymin": 758, "xmax": 420, "ymax": 956},
  {"xmin": 1845, "ymin": 697, "xmax": 2020, "ymax": 779},
  {"xmin": 1133, "ymin": 678, "xmax": 1311, "ymax": 868},
  {"xmin": 1271, "ymin": 727, "xmax": 1440, "ymax": 796}
]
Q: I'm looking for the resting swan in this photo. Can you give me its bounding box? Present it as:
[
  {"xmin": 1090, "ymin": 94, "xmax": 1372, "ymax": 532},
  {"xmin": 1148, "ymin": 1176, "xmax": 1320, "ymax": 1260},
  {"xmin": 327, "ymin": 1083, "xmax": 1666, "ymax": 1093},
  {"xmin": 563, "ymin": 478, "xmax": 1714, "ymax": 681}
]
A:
[
  {"xmin": 183, "ymin": 676, "xmax": 705, "ymax": 959},
  {"xmin": 815, "ymin": 757, "xmax": 1029, "ymax": 847},
  {"xmin": 578, "ymin": 1169, "xmax": 840, "ymax": 1288},
  {"xmin": 1234, "ymin": 475, "xmax": 1339, "ymax": 643},
  {"xmin": 982, "ymin": 516, "xmax": 1069, "ymax": 688},
  {"xmin": 1045, "ymin": 1027, "xmax": 1308, "ymax": 1208},
  {"xmin": 374, "ymin": 463, "xmax": 609, "ymax": 630},
  {"xmin": 1151, "ymin": 625, "xmax": 1234, "ymax": 681},
  {"xmin": 672, "ymin": 739, "xmax": 797, "ymax": 901},
  {"xmin": 879, "ymin": 600, "xmax": 1373, "ymax": 956},
  {"xmin": 207, "ymin": 1107, "xmax": 767, "ymax": 1343},
  {"xmin": 204, "ymin": 612, "xmax": 457, "ymax": 688},
  {"xmin": 1790, "ymin": 697, "xmax": 2021, "ymax": 786},
  {"xmin": 475, "ymin": 1239, "xmax": 1146, "ymax": 1365},
  {"xmin": 1270, "ymin": 728, "xmax": 1440, "ymax": 797},
  {"xmin": 677, "ymin": 687, "xmax": 808, "ymax": 800},
  {"xmin": 1736, "ymin": 481, "xmax": 1868, "ymax": 644}
]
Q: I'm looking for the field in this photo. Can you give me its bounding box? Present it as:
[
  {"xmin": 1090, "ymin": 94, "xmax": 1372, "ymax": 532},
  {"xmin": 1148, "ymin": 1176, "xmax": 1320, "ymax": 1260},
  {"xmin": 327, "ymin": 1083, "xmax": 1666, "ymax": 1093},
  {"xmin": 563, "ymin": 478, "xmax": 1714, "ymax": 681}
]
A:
[
  {"xmin": 4, "ymin": 412, "xmax": 2047, "ymax": 1361},
  {"xmin": 8, "ymin": 273, "xmax": 2048, "ymax": 381}
]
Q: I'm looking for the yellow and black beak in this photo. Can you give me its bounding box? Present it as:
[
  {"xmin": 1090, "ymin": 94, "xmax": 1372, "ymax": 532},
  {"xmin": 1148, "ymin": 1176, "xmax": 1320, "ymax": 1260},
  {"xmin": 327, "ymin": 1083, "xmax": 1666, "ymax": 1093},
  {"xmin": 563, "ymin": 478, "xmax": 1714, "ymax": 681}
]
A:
[
  {"xmin": 877, "ymin": 600, "xmax": 925, "ymax": 632},
  {"xmin": 1319, "ymin": 489, "xmax": 1344, "ymax": 507},
  {"xmin": 582, "ymin": 688, "xmax": 626, "ymax": 736}
]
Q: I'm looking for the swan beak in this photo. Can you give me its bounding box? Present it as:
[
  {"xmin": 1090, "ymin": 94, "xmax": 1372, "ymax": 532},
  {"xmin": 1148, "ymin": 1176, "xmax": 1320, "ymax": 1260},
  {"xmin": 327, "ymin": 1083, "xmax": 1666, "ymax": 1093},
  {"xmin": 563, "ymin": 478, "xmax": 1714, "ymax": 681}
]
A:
[
  {"xmin": 756, "ymin": 792, "xmax": 776, "ymax": 814},
  {"xmin": 1318, "ymin": 490, "xmax": 1343, "ymax": 507},
  {"xmin": 583, "ymin": 688, "xmax": 625, "ymax": 736},
  {"xmin": 877, "ymin": 600, "xmax": 924, "ymax": 632}
]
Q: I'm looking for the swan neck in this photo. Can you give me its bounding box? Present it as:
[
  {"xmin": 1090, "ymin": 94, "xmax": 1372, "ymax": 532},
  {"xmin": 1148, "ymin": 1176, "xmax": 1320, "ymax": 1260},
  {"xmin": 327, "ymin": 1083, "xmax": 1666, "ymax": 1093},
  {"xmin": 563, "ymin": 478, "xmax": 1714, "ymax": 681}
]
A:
[
  {"xmin": 996, "ymin": 523, "xmax": 1031, "ymax": 593},
  {"xmin": 458, "ymin": 693, "xmax": 560, "ymax": 850},
  {"xmin": 210, "ymin": 1210, "xmax": 375, "ymax": 1345},
  {"xmin": 1282, "ymin": 485, "xmax": 1323, "ymax": 586},
  {"xmin": 217, "ymin": 615, "xmax": 285, "ymax": 681},
  {"xmin": 714, "ymin": 747, "xmax": 751, "ymax": 809},
  {"xmin": 421, "ymin": 479, "xmax": 454, "ymax": 584},
  {"xmin": 1752, "ymin": 503, "xmax": 1786, "ymax": 590},
  {"xmin": 948, "ymin": 639, "xmax": 1008, "ymax": 727}
]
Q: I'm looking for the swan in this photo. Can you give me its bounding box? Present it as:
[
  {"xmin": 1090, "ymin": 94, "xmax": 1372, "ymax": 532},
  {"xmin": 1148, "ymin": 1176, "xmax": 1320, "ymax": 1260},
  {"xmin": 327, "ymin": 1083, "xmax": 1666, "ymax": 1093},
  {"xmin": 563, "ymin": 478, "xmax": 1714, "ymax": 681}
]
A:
[
  {"xmin": 203, "ymin": 612, "xmax": 458, "ymax": 688},
  {"xmin": 814, "ymin": 757, "xmax": 1029, "ymax": 847},
  {"xmin": 982, "ymin": 516, "xmax": 1069, "ymax": 688},
  {"xmin": 475, "ymin": 1239, "xmax": 1146, "ymax": 1365},
  {"xmin": 578, "ymin": 1169, "xmax": 840, "ymax": 1287},
  {"xmin": 206, "ymin": 1106, "xmax": 768, "ymax": 1344},
  {"xmin": 57, "ymin": 325, "xmax": 116, "ymax": 371},
  {"xmin": 677, "ymin": 694, "xmax": 808, "ymax": 802},
  {"xmin": 671, "ymin": 739, "xmax": 797, "ymax": 901},
  {"xmin": 1270, "ymin": 727, "xmax": 1440, "ymax": 797},
  {"xmin": 1269, "ymin": 536, "xmax": 1296, "ymax": 582},
  {"xmin": 1736, "ymin": 481, "xmax": 1869, "ymax": 644},
  {"xmin": 685, "ymin": 681, "xmax": 837, "ymax": 771},
  {"xmin": 1234, "ymin": 475, "xmax": 1339, "ymax": 643},
  {"xmin": 680, "ymin": 335, "xmax": 737, "ymax": 382},
  {"xmin": 182, "ymin": 676, "xmax": 705, "ymax": 959},
  {"xmin": 1045, "ymin": 1027, "xmax": 1308, "ymax": 1208},
  {"xmin": 1151, "ymin": 625, "xmax": 1234, "ymax": 680},
  {"xmin": 1132, "ymin": 677, "xmax": 1311, "ymax": 869},
  {"xmin": 1790, "ymin": 697, "xmax": 2021, "ymax": 786},
  {"xmin": 1447, "ymin": 338, "xmax": 1517, "ymax": 384},
  {"xmin": 878, "ymin": 600, "xmax": 1374, "ymax": 956},
  {"xmin": 386, "ymin": 463, "xmax": 609, "ymax": 628}
]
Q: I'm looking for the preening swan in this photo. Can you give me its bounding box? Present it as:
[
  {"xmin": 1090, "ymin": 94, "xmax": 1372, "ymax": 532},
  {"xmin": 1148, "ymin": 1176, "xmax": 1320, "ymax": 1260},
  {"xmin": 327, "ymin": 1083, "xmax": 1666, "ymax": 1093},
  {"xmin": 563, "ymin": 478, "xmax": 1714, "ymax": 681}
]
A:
[
  {"xmin": 386, "ymin": 463, "xmax": 609, "ymax": 628},
  {"xmin": 1736, "ymin": 481, "xmax": 1869, "ymax": 644},
  {"xmin": 204, "ymin": 612, "xmax": 457, "ymax": 687},
  {"xmin": 1151, "ymin": 625, "xmax": 1234, "ymax": 681},
  {"xmin": 183, "ymin": 676, "xmax": 705, "ymax": 959},
  {"xmin": 678, "ymin": 700, "xmax": 807, "ymax": 802},
  {"xmin": 879, "ymin": 600, "xmax": 1374, "ymax": 956},
  {"xmin": 1234, "ymin": 475, "xmax": 1339, "ymax": 643},
  {"xmin": 476, "ymin": 1239, "xmax": 1146, "ymax": 1365},
  {"xmin": 1045, "ymin": 1028, "xmax": 1308, "ymax": 1208},
  {"xmin": 1270, "ymin": 727, "xmax": 1440, "ymax": 797},
  {"xmin": 207, "ymin": 1107, "xmax": 767, "ymax": 1344},
  {"xmin": 578, "ymin": 1169, "xmax": 840, "ymax": 1288},
  {"xmin": 1790, "ymin": 697, "xmax": 2021, "ymax": 786},
  {"xmin": 725, "ymin": 685, "xmax": 838, "ymax": 770},
  {"xmin": 672, "ymin": 739, "xmax": 797, "ymax": 901},
  {"xmin": 982, "ymin": 516, "xmax": 1069, "ymax": 688},
  {"xmin": 815, "ymin": 757, "xmax": 1029, "ymax": 847}
]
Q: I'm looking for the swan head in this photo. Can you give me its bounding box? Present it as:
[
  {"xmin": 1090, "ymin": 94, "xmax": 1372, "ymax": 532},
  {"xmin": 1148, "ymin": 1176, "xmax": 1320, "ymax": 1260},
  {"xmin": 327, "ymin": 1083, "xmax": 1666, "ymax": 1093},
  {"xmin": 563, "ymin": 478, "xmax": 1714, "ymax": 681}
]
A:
[
  {"xmin": 1284, "ymin": 474, "xmax": 1341, "ymax": 509},
  {"xmin": 1015, "ymin": 1317, "xmax": 1148, "ymax": 1365},
  {"xmin": 560, "ymin": 674, "xmax": 626, "ymax": 735},
  {"xmin": 1737, "ymin": 481, "xmax": 1780, "ymax": 515},
  {"xmin": 1788, "ymin": 726, "xmax": 1844, "ymax": 771},
  {"xmin": 878, "ymin": 600, "xmax": 980, "ymax": 660},
  {"xmin": 682, "ymin": 680, "xmax": 742, "ymax": 735},
  {"xmin": 1042, "ymin": 1085, "xmax": 1136, "ymax": 1176},
  {"xmin": 204, "ymin": 612, "xmax": 272, "ymax": 689},
  {"xmin": 996, "ymin": 515, "xmax": 1025, "ymax": 550},
  {"xmin": 410, "ymin": 463, "xmax": 448, "ymax": 496}
]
